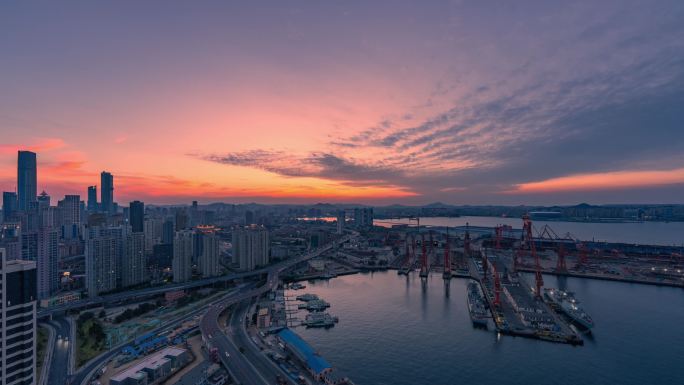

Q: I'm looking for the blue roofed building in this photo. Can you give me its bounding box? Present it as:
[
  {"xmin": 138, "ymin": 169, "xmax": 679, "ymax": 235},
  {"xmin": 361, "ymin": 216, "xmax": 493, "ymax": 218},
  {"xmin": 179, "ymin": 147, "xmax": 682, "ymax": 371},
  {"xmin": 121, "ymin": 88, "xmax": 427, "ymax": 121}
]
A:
[{"xmin": 277, "ymin": 328, "xmax": 332, "ymax": 380}]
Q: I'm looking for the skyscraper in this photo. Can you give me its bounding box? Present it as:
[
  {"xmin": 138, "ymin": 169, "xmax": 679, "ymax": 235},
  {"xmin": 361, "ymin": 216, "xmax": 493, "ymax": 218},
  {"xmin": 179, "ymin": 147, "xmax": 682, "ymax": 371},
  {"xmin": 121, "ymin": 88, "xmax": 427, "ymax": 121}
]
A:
[
  {"xmin": 100, "ymin": 171, "xmax": 114, "ymax": 214},
  {"xmin": 172, "ymin": 230, "xmax": 194, "ymax": 283},
  {"xmin": 232, "ymin": 225, "xmax": 269, "ymax": 271},
  {"xmin": 87, "ymin": 185, "xmax": 98, "ymax": 211},
  {"xmin": 129, "ymin": 201, "xmax": 145, "ymax": 233},
  {"xmin": 0, "ymin": 248, "xmax": 37, "ymax": 385},
  {"xmin": 17, "ymin": 151, "xmax": 37, "ymax": 211},
  {"xmin": 2, "ymin": 192, "xmax": 17, "ymax": 223}
]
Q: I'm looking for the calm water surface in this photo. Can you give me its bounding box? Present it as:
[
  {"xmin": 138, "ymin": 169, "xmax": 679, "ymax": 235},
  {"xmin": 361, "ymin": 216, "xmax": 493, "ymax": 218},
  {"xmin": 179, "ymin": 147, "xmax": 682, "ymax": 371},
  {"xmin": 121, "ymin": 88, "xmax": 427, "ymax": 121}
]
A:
[
  {"xmin": 289, "ymin": 272, "xmax": 684, "ymax": 385},
  {"xmin": 375, "ymin": 216, "xmax": 684, "ymax": 246}
]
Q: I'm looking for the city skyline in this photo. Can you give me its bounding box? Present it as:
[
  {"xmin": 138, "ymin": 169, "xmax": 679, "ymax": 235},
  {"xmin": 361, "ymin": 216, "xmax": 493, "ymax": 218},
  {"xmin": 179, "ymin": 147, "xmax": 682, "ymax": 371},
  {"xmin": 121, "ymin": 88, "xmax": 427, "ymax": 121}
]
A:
[{"xmin": 2, "ymin": 1, "xmax": 684, "ymax": 206}]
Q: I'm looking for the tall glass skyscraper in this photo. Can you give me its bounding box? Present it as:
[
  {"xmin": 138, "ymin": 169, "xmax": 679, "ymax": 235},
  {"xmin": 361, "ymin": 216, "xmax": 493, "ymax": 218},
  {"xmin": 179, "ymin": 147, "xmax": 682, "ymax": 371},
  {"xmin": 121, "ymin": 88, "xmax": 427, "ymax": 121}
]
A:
[
  {"xmin": 100, "ymin": 171, "xmax": 114, "ymax": 214},
  {"xmin": 17, "ymin": 151, "xmax": 37, "ymax": 211},
  {"xmin": 2, "ymin": 191, "xmax": 17, "ymax": 222},
  {"xmin": 129, "ymin": 200, "xmax": 145, "ymax": 233},
  {"xmin": 87, "ymin": 185, "xmax": 98, "ymax": 211}
]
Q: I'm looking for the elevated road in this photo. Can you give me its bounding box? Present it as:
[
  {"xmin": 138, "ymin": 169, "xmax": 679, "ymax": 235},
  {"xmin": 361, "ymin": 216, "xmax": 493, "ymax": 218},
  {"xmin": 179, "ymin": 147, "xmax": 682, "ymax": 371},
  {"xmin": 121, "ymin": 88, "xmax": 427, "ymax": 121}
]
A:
[{"xmin": 201, "ymin": 237, "xmax": 349, "ymax": 385}]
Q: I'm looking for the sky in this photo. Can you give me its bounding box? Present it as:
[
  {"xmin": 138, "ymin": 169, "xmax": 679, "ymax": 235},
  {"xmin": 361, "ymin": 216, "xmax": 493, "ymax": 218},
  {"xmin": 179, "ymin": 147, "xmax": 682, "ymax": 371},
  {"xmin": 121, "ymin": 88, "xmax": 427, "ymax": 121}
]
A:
[{"xmin": 1, "ymin": 1, "xmax": 683, "ymax": 205}]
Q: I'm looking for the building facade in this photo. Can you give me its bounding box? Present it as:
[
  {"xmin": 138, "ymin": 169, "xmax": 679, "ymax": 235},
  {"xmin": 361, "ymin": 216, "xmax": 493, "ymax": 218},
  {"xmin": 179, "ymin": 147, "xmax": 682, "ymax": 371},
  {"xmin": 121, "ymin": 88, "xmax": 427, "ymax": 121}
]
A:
[
  {"xmin": 17, "ymin": 151, "xmax": 37, "ymax": 212},
  {"xmin": 232, "ymin": 225, "xmax": 269, "ymax": 271},
  {"xmin": 100, "ymin": 171, "xmax": 114, "ymax": 214},
  {"xmin": 172, "ymin": 230, "xmax": 194, "ymax": 283},
  {"xmin": 0, "ymin": 248, "xmax": 37, "ymax": 385}
]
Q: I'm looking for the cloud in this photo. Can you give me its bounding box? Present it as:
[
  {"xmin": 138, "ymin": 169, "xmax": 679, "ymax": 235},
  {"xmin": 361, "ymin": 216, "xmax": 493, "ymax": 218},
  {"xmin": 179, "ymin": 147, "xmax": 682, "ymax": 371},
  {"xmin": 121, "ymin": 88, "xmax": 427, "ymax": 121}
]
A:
[{"xmin": 0, "ymin": 137, "xmax": 66, "ymax": 155}]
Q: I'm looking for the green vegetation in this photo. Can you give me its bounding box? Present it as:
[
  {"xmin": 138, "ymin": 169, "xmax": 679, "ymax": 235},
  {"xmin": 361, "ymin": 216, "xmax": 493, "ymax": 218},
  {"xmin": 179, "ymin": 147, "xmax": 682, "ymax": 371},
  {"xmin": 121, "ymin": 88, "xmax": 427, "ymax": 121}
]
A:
[
  {"xmin": 114, "ymin": 302, "xmax": 156, "ymax": 324},
  {"xmin": 76, "ymin": 312, "xmax": 107, "ymax": 367},
  {"xmin": 36, "ymin": 326, "xmax": 49, "ymax": 383}
]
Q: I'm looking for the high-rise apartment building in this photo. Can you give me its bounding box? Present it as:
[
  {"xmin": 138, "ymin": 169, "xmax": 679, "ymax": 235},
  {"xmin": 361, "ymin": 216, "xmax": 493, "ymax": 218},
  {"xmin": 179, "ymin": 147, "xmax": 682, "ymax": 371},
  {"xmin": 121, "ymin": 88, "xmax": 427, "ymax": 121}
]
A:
[
  {"xmin": 129, "ymin": 201, "xmax": 144, "ymax": 233},
  {"xmin": 36, "ymin": 228, "xmax": 58, "ymax": 300},
  {"xmin": 0, "ymin": 248, "xmax": 37, "ymax": 385},
  {"xmin": 197, "ymin": 228, "xmax": 220, "ymax": 277},
  {"xmin": 100, "ymin": 171, "xmax": 114, "ymax": 214},
  {"xmin": 354, "ymin": 207, "xmax": 374, "ymax": 229},
  {"xmin": 336, "ymin": 210, "xmax": 345, "ymax": 235},
  {"xmin": 58, "ymin": 195, "xmax": 81, "ymax": 239},
  {"xmin": 172, "ymin": 230, "xmax": 194, "ymax": 283},
  {"xmin": 161, "ymin": 219, "xmax": 174, "ymax": 244},
  {"xmin": 17, "ymin": 151, "xmax": 37, "ymax": 212},
  {"xmin": 85, "ymin": 226, "xmax": 125, "ymax": 297},
  {"xmin": 123, "ymin": 232, "xmax": 146, "ymax": 288},
  {"xmin": 87, "ymin": 186, "xmax": 98, "ymax": 211},
  {"xmin": 2, "ymin": 192, "xmax": 17, "ymax": 223},
  {"xmin": 144, "ymin": 218, "xmax": 164, "ymax": 253},
  {"xmin": 232, "ymin": 225, "xmax": 269, "ymax": 271}
]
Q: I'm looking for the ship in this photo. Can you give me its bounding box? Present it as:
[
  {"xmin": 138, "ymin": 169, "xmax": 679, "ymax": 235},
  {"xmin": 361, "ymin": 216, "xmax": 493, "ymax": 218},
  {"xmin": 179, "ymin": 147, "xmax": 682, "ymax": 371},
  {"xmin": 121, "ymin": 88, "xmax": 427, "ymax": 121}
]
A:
[
  {"xmin": 544, "ymin": 288, "xmax": 594, "ymax": 331},
  {"xmin": 297, "ymin": 299, "xmax": 331, "ymax": 311},
  {"xmin": 289, "ymin": 282, "xmax": 306, "ymax": 290},
  {"xmin": 295, "ymin": 293, "xmax": 319, "ymax": 302},
  {"xmin": 302, "ymin": 312, "xmax": 339, "ymax": 328},
  {"xmin": 467, "ymin": 280, "xmax": 489, "ymax": 327}
]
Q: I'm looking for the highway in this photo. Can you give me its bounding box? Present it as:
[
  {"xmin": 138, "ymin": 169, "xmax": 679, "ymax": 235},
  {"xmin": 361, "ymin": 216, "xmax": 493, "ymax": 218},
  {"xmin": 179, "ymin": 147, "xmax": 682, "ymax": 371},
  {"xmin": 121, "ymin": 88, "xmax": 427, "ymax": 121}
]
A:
[
  {"xmin": 39, "ymin": 243, "xmax": 349, "ymax": 318},
  {"xmin": 201, "ymin": 237, "xmax": 349, "ymax": 385},
  {"xmin": 72, "ymin": 286, "xmax": 247, "ymax": 385},
  {"xmin": 45, "ymin": 317, "xmax": 74, "ymax": 385},
  {"xmin": 71, "ymin": 235, "xmax": 351, "ymax": 385}
]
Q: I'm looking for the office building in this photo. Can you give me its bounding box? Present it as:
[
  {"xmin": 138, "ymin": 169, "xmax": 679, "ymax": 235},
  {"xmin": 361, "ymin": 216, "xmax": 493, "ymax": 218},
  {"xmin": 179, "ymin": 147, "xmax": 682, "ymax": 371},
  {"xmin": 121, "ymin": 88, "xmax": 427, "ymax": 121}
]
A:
[
  {"xmin": 17, "ymin": 151, "xmax": 37, "ymax": 212},
  {"xmin": 122, "ymin": 232, "xmax": 146, "ymax": 288},
  {"xmin": 87, "ymin": 186, "xmax": 98, "ymax": 211},
  {"xmin": 232, "ymin": 225, "xmax": 269, "ymax": 271},
  {"xmin": 0, "ymin": 224, "xmax": 21, "ymax": 261},
  {"xmin": 85, "ymin": 225, "xmax": 125, "ymax": 297},
  {"xmin": 172, "ymin": 230, "xmax": 194, "ymax": 283},
  {"xmin": 129, "ymin": 201, "xmax": 144, "ymax": 233},
  {"xmin": 0, "ymin": 248, "xmax": 37, "ymax": 385},
  {"xmin": 100, "ymin": 171, "xmax": 114, "ymax": 214},
  {"xmin": 2, "ymin": 192, "xmax": 18, "ymax": 223}
]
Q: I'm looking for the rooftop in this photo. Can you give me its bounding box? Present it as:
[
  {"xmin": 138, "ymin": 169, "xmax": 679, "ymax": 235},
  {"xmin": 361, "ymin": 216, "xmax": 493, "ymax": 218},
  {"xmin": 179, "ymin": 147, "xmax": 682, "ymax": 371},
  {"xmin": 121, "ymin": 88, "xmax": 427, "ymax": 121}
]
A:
[{"xmin": 278, "ymin": 328, "xmax": 331, "ymax": 375}]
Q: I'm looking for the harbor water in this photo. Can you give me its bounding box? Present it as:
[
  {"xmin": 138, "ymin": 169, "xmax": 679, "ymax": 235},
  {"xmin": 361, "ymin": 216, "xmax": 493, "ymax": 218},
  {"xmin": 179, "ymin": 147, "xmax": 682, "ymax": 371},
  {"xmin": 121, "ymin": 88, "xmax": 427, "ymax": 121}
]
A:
[
  {"xmin": 290, "ymin": 271, "xmax": 684, "ymax": 385},
  {"xmin": 375, "ymin": 216, "xmax": 684, "ymax": 246}
]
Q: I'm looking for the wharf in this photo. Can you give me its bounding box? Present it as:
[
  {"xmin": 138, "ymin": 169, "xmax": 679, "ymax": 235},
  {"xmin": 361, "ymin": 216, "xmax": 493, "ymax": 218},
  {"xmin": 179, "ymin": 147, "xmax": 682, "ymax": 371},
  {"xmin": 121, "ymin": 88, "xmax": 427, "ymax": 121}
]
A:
[
  {"xmin": 471, "ymin": 256, "xmax": 583, "ymax": 345},
  {"xmin": 518, "ymin": 267, "xmax": 684, "ymax": 289}
]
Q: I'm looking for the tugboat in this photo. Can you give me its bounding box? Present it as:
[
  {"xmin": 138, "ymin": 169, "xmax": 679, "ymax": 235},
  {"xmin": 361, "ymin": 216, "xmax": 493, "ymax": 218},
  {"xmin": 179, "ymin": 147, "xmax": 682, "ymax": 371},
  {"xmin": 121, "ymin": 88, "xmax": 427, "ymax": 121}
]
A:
[
  {"xmin": 544, "ymin": 288, "xmax": 594, "ymax": 331},
  {"xmin": 467, "ymin": 280, "xmax": 489, "ymax": 327}
]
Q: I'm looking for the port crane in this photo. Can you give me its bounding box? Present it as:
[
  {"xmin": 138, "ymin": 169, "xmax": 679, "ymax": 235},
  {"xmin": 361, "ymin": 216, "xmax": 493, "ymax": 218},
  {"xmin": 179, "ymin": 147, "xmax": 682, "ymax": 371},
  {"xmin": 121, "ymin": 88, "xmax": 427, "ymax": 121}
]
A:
[{"xmin": 516, "ymin": 214, "xmax": 544, "ymax": 297}]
